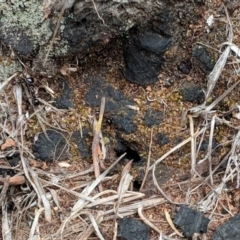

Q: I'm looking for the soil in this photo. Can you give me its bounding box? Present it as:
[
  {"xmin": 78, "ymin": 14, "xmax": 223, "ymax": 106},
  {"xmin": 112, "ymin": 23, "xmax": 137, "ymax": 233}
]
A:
[{"xmin": 1, "ymin": 0, "xmax": 240, "ymax": 239}]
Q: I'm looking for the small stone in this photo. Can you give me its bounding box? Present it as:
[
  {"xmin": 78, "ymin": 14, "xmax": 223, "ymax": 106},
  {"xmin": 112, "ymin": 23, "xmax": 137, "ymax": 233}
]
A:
[
  {"xmin": 144, "ymin": 109, "xmax": 163, "ymax": 127},
  {"xmin": 192, "ymin": 46, "xmax": 215, "ymax": 71},
  {"xmin": 174, "ymin": 205, "xmax": 210, "ymax": 237},
  {"xmin": 118, "ymin": 217, "xmax": 150, "ymax": 240},
  {"xmin": 33, "ymin": 130, "xmax": 69, "ymax": 162},
  {"xmin": 181, "ymin": 84, "xmax": 205, "ymax": 104}
]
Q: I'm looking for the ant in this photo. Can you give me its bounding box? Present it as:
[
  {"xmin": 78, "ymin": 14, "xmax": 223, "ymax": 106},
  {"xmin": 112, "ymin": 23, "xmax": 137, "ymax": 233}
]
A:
[
  {"xmin": 25, "ymin": 77, "xmax": 40, "ymax": 106},
  {"xmin": 14, "ymin": 76, "xmax": 40, "ymax": 106}
]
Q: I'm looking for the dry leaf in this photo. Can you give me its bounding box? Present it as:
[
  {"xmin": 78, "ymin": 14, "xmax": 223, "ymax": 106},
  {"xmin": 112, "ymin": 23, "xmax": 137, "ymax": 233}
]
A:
[{"xmin": 1, "ymin": 138, "xmax": 16, "ymax": 150}]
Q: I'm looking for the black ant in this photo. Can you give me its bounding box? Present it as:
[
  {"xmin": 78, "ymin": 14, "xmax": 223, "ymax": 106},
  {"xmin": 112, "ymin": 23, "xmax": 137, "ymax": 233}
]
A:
[
  {"xmin": 14, "ymin": 76, "xmax": 40, "ymax": 106},
  {"xmin": 25, "ymin": 77, "xmax": 40, "ymax": 106}
]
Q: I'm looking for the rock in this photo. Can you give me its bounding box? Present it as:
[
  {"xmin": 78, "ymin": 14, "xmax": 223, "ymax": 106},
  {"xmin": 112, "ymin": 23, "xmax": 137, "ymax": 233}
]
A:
[
  {"xmin": 192, "ymin": 46, "xmax": 215, "ymax": 71},
  {"xmin": 174, "ymin": 205, "xmax": 210, "ymax": 237},
  {"xmin": 84, "ymin": 77, "xmax": 137, "ymax": 134},
  {"xmin": 144, "ymin": 109, "xmax": 163, "ymax": 127},
  {"xmin": 33, "ymin": 130, "xmax": 69, "ymax": 162},
  {"xmin": 181, "ymin": 84, "xmax": 205, "ymax": 103},
  {"xmin": 72, "ymin": 129, "xmax": 92, "ymax": 159},
  {"xmin": 111, "ymin": 108, "xmax": 137, "ymax": 134},
  {"xmin": 122, "ymin": 30, "xmax": 169, "ymax": 85},
  {"xmin": 156, "ymin": 133, "xmax": 169, "ymax": 146},
  {"xmin": 139, "ymin": 32, "xmax": 172, "ymax": 54},
  {"xmin": 118, "ymin": 217, "xmax": 150, "ymax": 240},
  {"xmin": 54, "ymin": 79, "xmax": 74, "ymax": 109},
  {"xmin": 211, "ymin": 214, "xmax": 240, "ymax": 240},
  {"xmin": 199, "ymin": 138, "xmax": 218, "ymax": 151},
  {"xmin": 178, "ymin": 60, "xmax": 192, "ymax": 74},
  {"xmin": 0, "ymin": 25, "xmax": 34, "ymax": 56}
]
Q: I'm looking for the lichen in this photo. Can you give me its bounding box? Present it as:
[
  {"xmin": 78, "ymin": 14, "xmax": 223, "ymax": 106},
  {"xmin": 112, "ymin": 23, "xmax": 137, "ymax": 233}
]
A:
[
  {"xmin": 0, "ymin": 56, "xmax": 22, "ymax": 80},
  {"xmin": 0, "ymin": 0, "xmax": 52, "ymax": 49}
]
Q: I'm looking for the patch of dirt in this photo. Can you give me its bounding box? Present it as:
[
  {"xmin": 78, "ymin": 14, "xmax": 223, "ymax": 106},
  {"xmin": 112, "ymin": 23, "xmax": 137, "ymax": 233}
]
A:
[{"xmin": 1, "ymin": 0, "xmax": 240, "ymax": 239}]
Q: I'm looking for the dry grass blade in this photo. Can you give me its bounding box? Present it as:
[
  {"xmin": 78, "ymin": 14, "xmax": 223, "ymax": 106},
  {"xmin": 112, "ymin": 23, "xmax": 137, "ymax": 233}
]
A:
[
  {"xmin": 0, "ymin": 176, "xmax": 10, "ymax": 206},
  {"xmin": 115, "ymin": 160, "xmax": 133, "ymax": 218},
  {"xmin": 59, "ymin": 153, "xmax": 126, "ymax": 237},
  {"xmin": 208, "ymin": 114, "xmax": 216, "ymax": 185},
  {"xmin": 188, "ymin": 115, "xmax": 197, "ymax": 175},
  {"xmin": 29, "ymin": 168, "xmax": 52, "ymax": 222},
  {"xmin": 138, "ymin": 207, "xmax": 182, "ymax": 240},
  {"xmin": 29, "ymin": 208, "xmax": 44, "ymax": 239},
  {"xmin": 43, "ymin": 2, "xmax": 66, "ymax": 66},
  {"xmin": 92, "ymin": 97, "xmax": 106, "ymax": 192},
  {"xmin": 140, "ymin": 128, "xmax": 153, "ymax": 191},
  {"xmin": 85, "ymin": 211, "xmax": 104, "ymax": 240},
  {"xmin": 72, "ymin": 154, "xmax": 126, "ymax": 213},
  {"xmin": 205, "ymin": 7, "xmax": 233, "ymax": 100},
  {"xmin": 188, "ymin": 80, "xmax": 240, "ymax": 118},
  {"xmin": 13, "ymin": 85, "xmax": 22, "ymax": 117},
  {"xmin": 150, "ymin": 128, "xmax": 204, "ymax": 170},
  {"xmin": 206, "ymin": 46, "xmax": 231, "ymax": 100},
  {"xmin": 2, "ymin": 200, "xmax": 12, "ymax": 240},
  {"xmin": 164, "ymin": 209, "xmax": 183, "ymax": 237},
  {"xmin": 104, "ymin": 197, "xmax": 166, "ymax": 216},
  {"xmin": 138, "ymin": 206, "xmax": 162, "ymax": 234}
]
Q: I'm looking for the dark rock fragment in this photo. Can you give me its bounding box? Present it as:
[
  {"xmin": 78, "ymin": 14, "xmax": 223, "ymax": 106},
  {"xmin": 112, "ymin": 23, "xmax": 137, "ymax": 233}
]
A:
[
  {"xmin": 181, "ymin": 84, "xmax": 205, "ymax": 103},
  {"xmin": 118, "ymin": 217, "xmax": 150, "ymax": 240},
  {"xmin": 144, "ymin": 109, "xmax": 163, "ymax": 127},
  {"xmin": 33, "ymin": 130, "xmax": 69, "ymax": 162},
  {"xmin": 72, "ymin": 129, "xmax": 92, "ymax": 159},
  {"xmin": 111, "ymin": 108, "xmax": 137, "ymax": 134},
  {"xmin": 6, "ymin": 154, "xmax": 21, "ymax": 167},
  {"xmin": 192, "ymin": 46, "xmax": 215, "ymax": 71},
  {"xmin": 54, "ymin": 80, "xmax": 74, "ymax": 109},
  {"xmin": 156, "ymin": 133, "xmax": 169, "ymax": 146},
  {"xmin": 211, "ymin": 214, "xmax": 240, "ymax": 240},
  {"xmin": 123, "ymin": 29, "xmax": 171, "ymax": 85},
  {"xmin": 173, "ymin": 205, "xmax": 210, "ymax": 237},
  {"xmin": 199, "ymin": 138, "xmax": 218, "ymax": 151},
  {"xmin": 178, "ymin": 60, "xmax": 192, "ymax": 74},
  {"xmin": 0, "ymin": 24, "xmax": 33, "ymax": 55},
  {"xmin": 139, "ymin": 32, "xmax": 172, "ymax": 54},
  {"xmin": 62, "ymin": 15, "xmax": 111, "ymax": 55},
  {"xmin": 85, "ymin": 77, "xmax": 137, "ymax": 134}
]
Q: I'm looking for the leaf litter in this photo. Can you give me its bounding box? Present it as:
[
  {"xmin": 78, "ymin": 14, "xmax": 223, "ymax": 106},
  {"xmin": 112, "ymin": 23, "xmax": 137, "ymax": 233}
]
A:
[{"xmin": 1, "ymin": 3, "xmax": 240, "ymax": 240}]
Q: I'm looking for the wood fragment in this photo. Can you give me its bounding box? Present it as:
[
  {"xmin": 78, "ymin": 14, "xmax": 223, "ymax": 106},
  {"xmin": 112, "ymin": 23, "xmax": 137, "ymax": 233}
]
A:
[{"xmin": 92, "ymin": 97, "xmax": 106, "ymax": 192}]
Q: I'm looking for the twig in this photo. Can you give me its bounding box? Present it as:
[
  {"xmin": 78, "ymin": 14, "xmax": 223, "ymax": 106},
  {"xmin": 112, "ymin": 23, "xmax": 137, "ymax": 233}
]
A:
[
  {"xmin": 188, "ymin": 115, "xmax": 196, "ymax": 175},
  {"xmin": 92, "ymin": 97, "xmax": 106, "ymax": 192},
  {"xmin": 91, "ymin": 0, "xmax": 108, "ymax": 27},
  {"xmin": 2, "ymin": 200, "xmax": 12, "ymax": 240},
  {"xmin": 208, "ymin": 114, "xmax": 216, "ymax": 185},
  {"xmin": 0, "ymin": 176, "xmax": 10, "ymax": 204},
  {"xmin": 140, "ymin": 128, "xmax": 153, "ymax": 191},
  {"xmin": 59, "ymin": 153, "xmax": 126, "ymax": 239},
  {"xmin": 43, "ymin": 2, "xmax": 66, "ymax": 66}
]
